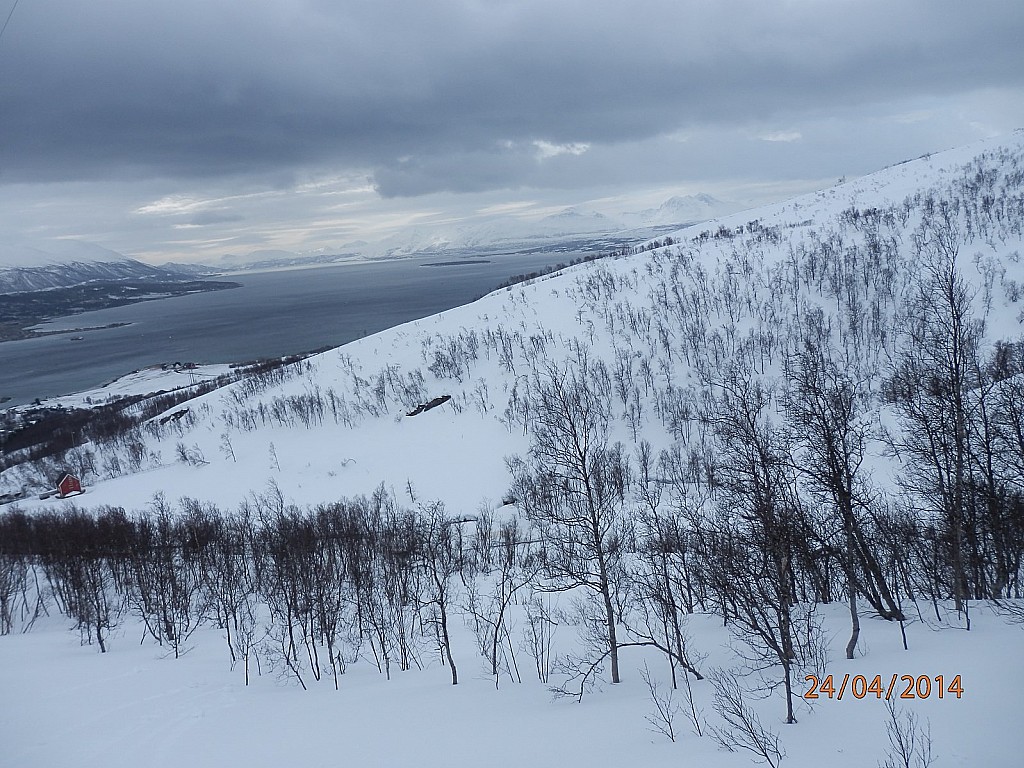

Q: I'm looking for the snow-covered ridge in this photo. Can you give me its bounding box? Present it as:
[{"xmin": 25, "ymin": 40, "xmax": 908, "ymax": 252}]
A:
[
  {"xmin": 0, "ymin": 242, "xmax": 190, "ymax": 293},
  {"xmin": 652, "ymin": 131, "xmax": 1024, "ymax": 246},
  {"xmin": 0, "ymin": 240, "xmax": 127, "ymax": 269}
]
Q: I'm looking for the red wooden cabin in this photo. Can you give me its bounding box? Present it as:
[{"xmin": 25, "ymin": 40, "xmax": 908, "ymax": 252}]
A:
[{"xmin": 56, "ymin": 473, "xmax": 83, "ymax": 498}]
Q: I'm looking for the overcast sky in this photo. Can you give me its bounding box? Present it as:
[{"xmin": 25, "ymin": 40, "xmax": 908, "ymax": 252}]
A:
[{"xmin": 1, "ymin": 0, "xmax": 1022, "ymax": 264}]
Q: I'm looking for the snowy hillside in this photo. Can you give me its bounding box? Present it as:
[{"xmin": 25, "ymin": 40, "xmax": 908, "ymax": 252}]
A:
[
  {"xmin": 11, "ymin": 134, "xmax": 1019, "ymax": 513},
  {"xmin": 0, "ymin": 241, "xmax": 190, "ymax": 292},
  {"xmin": 2, "ymin": 134, "xmax": 1024, "ymax": 768}
]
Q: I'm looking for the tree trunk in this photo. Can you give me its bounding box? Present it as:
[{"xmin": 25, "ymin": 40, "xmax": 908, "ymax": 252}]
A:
[
  {"xmin": 845, "ymin": 528, "xmax": 860, "ymax": 659},
  {"xmin": 438, "ymin": 597, "xmax": 458, "ymax": 685},
  {"xmin": 846, "ymin": 588, "xmax": 860, "ymax": 660},
  {"xmin": 604, "ymin": 584, "xmax": 620, "ymax": 684}
]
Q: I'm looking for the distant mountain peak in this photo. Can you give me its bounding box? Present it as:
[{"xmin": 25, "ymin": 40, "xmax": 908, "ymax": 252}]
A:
[
  {"xmin": 625, "ymin": 193, "xmax": 740, "ymax": 227},
  {"xmin": 0, "ymin": 240, "xmax": 131, "ymax": 270},
  {"xmin": 662, "ymin": 192, "xmax": 720, "ymax": 208},
  {"xmin": 0, "ymin": 240, "xmax": 188, "ymax": 293},
  {"xmin": 542, "ymin": 207, "xmax": 610, "ymax": 221}
]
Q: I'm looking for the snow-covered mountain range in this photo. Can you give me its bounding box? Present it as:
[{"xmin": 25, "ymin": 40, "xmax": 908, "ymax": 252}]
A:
[
  {"xmin": 0, "ymin": 240, "xmax": 126, "ymax": 269},
  {"xmin": 202, "ymin": 196, "xmax": 737, "ymax": 269},
  {"xmin": 1, "ymin": 193, "xmax": 739, "ymax": 283},
  {"xmin": 358, "ymin": 194, "xmax": 739, "ymax": 258}
]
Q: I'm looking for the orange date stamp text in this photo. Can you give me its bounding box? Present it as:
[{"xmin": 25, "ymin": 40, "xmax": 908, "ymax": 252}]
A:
[{"xmin": 803, "ymin": 674, "xmax": 963, "ymax": 701}]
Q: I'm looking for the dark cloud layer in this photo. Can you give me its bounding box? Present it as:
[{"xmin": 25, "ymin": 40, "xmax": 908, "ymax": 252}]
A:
[
  {"xmin": 1, "ymin": 0, "xmax": 1021, "ymax": 196},
  {"xmin": 0, "ymin": 1, "xmax": 1021, "ymax": 263}
]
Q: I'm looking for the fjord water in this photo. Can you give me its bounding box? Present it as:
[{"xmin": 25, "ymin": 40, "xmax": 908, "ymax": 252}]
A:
[{"xmin": 0, "ymin": 253, "xmax": 576, "ymax": 407}]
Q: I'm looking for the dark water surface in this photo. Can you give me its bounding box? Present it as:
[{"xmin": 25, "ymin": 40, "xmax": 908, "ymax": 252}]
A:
[{"xmin": 0, "ymin": 253, "xmax": 575, "ymax": 407}]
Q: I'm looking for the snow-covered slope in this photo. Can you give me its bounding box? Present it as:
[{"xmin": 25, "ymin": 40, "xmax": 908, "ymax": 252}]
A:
[
  {"xmin": 3, "ymin": 133, "xmax": 1024, "ymax": 768},
  {"xmin": 12, "ymin": 132, "xmax": 1022, "ymax": 510},
  {"xmin": 1, "ymin": 600, "xmax": 1020, "ymax": 768}
]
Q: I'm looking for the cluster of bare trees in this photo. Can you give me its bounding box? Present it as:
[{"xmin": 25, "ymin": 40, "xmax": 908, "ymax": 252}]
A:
[
  {"xmin": 490, "ymin": 149, "xmax": 1024, "ymax": 724},
  {"xmin": 0, "ymin": 488, "xmax": 539, "ymax": 693},
  {"xmin": 885, "ymin": 209, "xmax": 1024, "ymax": 612}
]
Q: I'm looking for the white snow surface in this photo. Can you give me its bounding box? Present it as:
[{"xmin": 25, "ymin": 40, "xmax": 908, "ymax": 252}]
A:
[
  {"xmin": 3, "ymin": 132, "xmax": 1024, "ymax": 767},
  {"xmin": 2, "ymin": 603, "xmax": 1021, "ymax": 768}
]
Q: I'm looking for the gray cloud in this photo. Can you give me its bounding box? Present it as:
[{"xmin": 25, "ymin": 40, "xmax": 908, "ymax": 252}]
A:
[
  {"xmin": 0, "ymin": 1, "xmax": 1021, "ymax": 260},
  {"xmin": 186, "ymin": 210, "xmax": 245, "ymax": 226},
  {"xmin": 1, "ymin": 1, "xmax": 1021, "ymax": 188}
]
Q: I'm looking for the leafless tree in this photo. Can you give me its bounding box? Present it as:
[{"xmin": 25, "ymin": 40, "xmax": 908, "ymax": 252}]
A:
[
  {"xmin": 879, "ymin": 699, "xmax": 935, "ymax": 768},
  {"xmin": 785, "ymin": 341, "xmax": 903, "ymax": 661},
  {"xmin": 640, "ymin": 662, "xmax": 681, "ymax": 742},
  {"xmin": 126, "ymin": 496, "xmax": 205, "ymax": 658},
  {"xmin": 417, "ymin": 501, "xmax": 462, "ymax": 685},
  {"xmin": 521, "ymin": 593, "xmax": 559, "ymax": 684},
  {"xmin": 465, "ymin": 516, "xmax": 539, "ymax": 686},
  {"xmin": 34, "ymin": 507, "xmax": 131, "ymax": 653},
  {"xmin": 887, "ymin": 210, "xmax": 982, "ymax": 612},
  {"xmin": 508, "ymin": 353, "xmax": 631, "ymax": 690},
  {"xmin": 709, "ymin": 668, "xmax": 785, "ymax": 768},
  {"xmin": 630, "ymin": 441, "xmax": 706, "ymax": 684},
  {"xmin": 698, "ymin": 374, "xmax": 808, "ymax": 724}
]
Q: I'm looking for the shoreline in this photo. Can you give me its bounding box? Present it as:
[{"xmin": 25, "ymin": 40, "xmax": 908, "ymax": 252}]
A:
[
  {"xmin": 0, "ymin": 321, "xmax": 133, "ymax": 343},
  {"xmin": 0, "ymin": 250, "xmax": 598, "ymax": 408},
  {"xmin": 0, "ymin": 279, "xmax": 240, "ymax": 345}
]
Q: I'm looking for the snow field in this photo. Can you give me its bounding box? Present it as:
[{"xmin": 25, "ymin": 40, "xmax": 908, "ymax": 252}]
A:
[{"xmin": 1, "ymin": 600, "xmax": 1021, "ymax": 768}]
